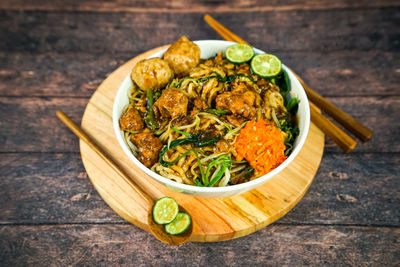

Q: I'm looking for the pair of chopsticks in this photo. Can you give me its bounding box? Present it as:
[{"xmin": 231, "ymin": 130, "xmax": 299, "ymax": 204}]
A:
[{"xmin": 204, "ymin": 15, "xmax": 373, "ymax": 153}]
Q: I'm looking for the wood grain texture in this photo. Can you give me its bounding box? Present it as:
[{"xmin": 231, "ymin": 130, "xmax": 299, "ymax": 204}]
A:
[
  {"xmin": 1, "ymin": 225, "xmax": 399, "ymax": 266},
  {"xmin": 0, "ymin": 52, "xmax": 129, "ymax": 97},
  {"xmin": 309, "ymin": 102, "xmax": 356, "ymax": 152},
  {"xmin": 281, "ymin": 153, "xmax": 400, "ymax": 226},
  {"xmin": 0, "ymin": 0, "xmax": 398, "ymax": 12},
  {"xmin": 0, "ymin": 8, "xmax": 399, "ymax": 53},
  {"xmin": 1, "ymin": 96, "xmax": 398, "ymax": 153},
  {"xmin": 1, "ymin": 51, "xmax": 398, "ymax": 97},
  {"xmin": 0, "ymin": 153, "xmax": 123, "ymax": 224},
  {"xmin": 0, "ymin": 97, "xmax": 86, "ymax": 153},
  {"xmin": 1, "ymin": 153, "xmax": 399, "ymax": 226}
]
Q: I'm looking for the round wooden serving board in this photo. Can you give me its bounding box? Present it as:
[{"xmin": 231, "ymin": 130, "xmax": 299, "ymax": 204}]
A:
[{"xmin": 80, "ymin": 45, "xmax": 325, "ymax": 243}]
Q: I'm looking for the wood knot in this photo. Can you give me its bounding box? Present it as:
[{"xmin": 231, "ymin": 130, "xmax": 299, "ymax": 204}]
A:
[
  {"xmin": 70, "ymin": 192, "xmax": 91, "ymax": 201},
  {"xmin": 336, "ymin": 194, "xmax": 358, "ymax": 203},
  {"xmin": 329, "ymin": 171, "xmax": 349, "ymax": 180},
  {"xmin": 77, "ymin": 172, "xmax": 88, "ymax": 179}
]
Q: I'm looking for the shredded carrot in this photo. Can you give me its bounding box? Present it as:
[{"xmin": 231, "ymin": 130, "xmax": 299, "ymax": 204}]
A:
[{"xmin": 234, "ymin": 119, "xmax": 287, "ymax": 177}]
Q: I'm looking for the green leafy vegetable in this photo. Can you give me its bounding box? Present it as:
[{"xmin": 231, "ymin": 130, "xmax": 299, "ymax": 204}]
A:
[
  {"xmin": 272, "ymin": 69, "xmax": 301, "ymax": 156},
  {"xmin": 171, "ymin": 127, "xmax": 191, "ymax": 137},
  {"xmin": 144, "ymin": 88, "xmax": 159, "ymax": 131},
  {"xmin": 286, "ymin": 97, "xmax": 300, "ymax": 114},
  {"xmin": 274, "ymin": 70, "xmax": 291, "ymax": 105},
  {"xmin": 159, "ymin": 133, "xmax": 220, "ymax": 167},
  {"xmin": 153, "ymin": 91, "xmax": 161, "ymax": 100},
  {"xmin": 194, "ymin": 137, "xmax": 220, "ymax": 147},
  {"xmin": 244, "ymin": 166, "xmax": 254, "ymax": 180},
  {"xmin": 206, "ymin": 155, "xmax": 232, "ymax": 186},
  {"xmin": 204, "ymin": 109, "xmax": 229, "ymax": 116},
  {"xmin": 195, "ymin": 179, "xmax": 204, "ymax": 187},
  {"xmin": 206, "ymin": 155, "xmax": 232, "ymax": 187},
  {"xmin": 279, "ymin": 117, "xmax": 300, "ymax": 156}
]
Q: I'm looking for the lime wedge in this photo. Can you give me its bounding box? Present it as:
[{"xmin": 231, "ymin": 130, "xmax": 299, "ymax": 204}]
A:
[
  {"xmin": 152, "ymin": 197, "xmax": 179, "ymax": 224},
  {"xmin": 250, "ymin": 54, "xmax": 282, "ymax": 78},
  {"xmin": 165, "ymin": 212, "xmax": 191, "ymax": 235},
  {"xmin": 225, "ymin": 43, "xmax": 254, "ymax": 64}
]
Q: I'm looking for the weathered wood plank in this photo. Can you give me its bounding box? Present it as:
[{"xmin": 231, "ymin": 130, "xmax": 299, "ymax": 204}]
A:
[
  {"xmin": 0, "ymin": 97, "xmax": 85, "ymax": 153},
  {"xmin": 0, "ymin": 8, "xmax": 398, "ymax": 53},
  {"xmin": 0, "ymin": 0, "xmax": 398, "ymax": 12},
  {"xmin": 1, "ymin": 153, "xmax": 398, "ymax": 226},
  {"xmin": 0, "ymin": 153, "xmax": 122, "ymax": 224},
  {"xmin": 0, "ymin": 96, "xmax": 398, "ymax": 153},
  {"xmin": 1, "ymin": 225, "xmax": 399, "ymax": 266},
  {"xmin": 0, "ymin": 52, "xmax": 129, "ymax": 97},
  {"xmin": 279, "ymin": 153, "xmax": 400, "ymax": 226},
  {"xmin": 1, "ymin": 50, "xmax": 398, "ymax": 97},
  {"xmin": 322, "ymin": 96, "xmax": 400, "ymax": 152}
]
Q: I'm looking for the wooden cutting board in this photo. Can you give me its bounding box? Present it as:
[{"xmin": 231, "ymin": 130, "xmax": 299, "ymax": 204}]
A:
[{"xmin": 80, "ymin": 45, "xmax": 325, "ymax": 242}]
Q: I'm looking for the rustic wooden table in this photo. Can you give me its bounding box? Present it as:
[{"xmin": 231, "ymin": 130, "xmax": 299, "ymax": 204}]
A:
[{"xmin": 1, "ymin": 1, "xmax": 399, "ymax": 265}]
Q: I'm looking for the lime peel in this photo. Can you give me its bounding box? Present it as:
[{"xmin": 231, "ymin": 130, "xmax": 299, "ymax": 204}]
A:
[
  {"xmin": 152, "ymin": 196, "xmax": 179, "ymax": 224},
  {"xmin": 165, "ymin": 212, "xmax": 191, "ymax": 235},
  {"xmin": 225, "ymin": 43, "xmax": 254, "ymax": 64},
  {"xmin": 251, "ymin": 53, "xmax": 282, "ymax": 78}
]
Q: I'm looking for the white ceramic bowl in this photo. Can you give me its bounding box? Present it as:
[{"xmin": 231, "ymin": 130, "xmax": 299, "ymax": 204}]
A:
[{"xmin": 113, "ymin": 40, "xmax": 310, "ymax": 198}]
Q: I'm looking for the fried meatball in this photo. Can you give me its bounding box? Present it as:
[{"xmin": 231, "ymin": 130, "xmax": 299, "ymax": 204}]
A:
[
  {"xmin": 216, "ymin": 90, "xmax": 256, "ymax": 119},
  {"xmin": 163, "ymin": 36, "xmax": 200, "ymax": 76},
  {"xmin": 130, "ymin": 129, "xmax": 163, "ymax": 167},
  {"xmin": 119, "ymin": 106, "xmax": 144, "ymax": 132},
  {"xmin": 131, "ymin": 58, "xmax": 174, "ymax": 91},
  {"xmin": 153, "ymin": 88, "xmax": 188, "ymax": 119}
]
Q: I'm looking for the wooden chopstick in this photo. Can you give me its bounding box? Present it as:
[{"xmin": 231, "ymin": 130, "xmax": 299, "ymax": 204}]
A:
[
  {"xmin": 204, "ymin": 14, "xmax": 367, "ymax": 152},
  {"xmin": 309, "ymin": 103, "xmax": 356, "ymax": 152},
  {"xmin": 292, "ymin": 73, "xmax": 372, "ymax": 142},
  {"xmin": 56, "ymin": 110, "xmax": 154, "ymax": 204}
]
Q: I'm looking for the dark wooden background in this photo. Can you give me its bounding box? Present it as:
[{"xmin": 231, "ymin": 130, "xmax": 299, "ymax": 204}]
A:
[{"xmin": 1, "ymin": 1, "xmax": 399, "ymax": 265}]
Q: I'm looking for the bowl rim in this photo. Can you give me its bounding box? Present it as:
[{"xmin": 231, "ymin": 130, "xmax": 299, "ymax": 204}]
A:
[{"xmin": 113, "ymin": 40, "xmax": 310, "ymax": 193}]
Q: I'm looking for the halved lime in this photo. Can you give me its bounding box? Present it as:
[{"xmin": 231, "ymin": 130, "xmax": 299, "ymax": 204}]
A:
[
  {"xmin": 225, "ymin": 43, "xmax": 254, "ymax": 64},
  {"xmin": 165, "ymin": 212, "xmax": 191, "ymax": 235},
  {"xmin": 152, "ymin": 197, "xmax": 179, "ymax": 224},
  {"xmin": 250, "ymin": 53, "xmax": 282, "ymax": 78}
]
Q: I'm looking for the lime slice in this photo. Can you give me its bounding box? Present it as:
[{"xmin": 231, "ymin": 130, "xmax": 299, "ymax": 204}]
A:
[
  {"xmin": 225, "ymin": 43, "xmax": 254, "ymax": 64},
  {"xmin": 250, "ymin": 54, "xmax": 282, "ymax": 78},
  {"xmin": 152, "ymin": 197, "xmax": 179, "ymax": 224},
  {"xmin": 165, "ymin": 212, "xmax": 191, "ymax": 235}
]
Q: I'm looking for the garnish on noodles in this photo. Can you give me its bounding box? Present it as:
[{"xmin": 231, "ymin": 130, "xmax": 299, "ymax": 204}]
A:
[
  {"xmin": 119, "ymin": 37, "xmax": 300, "ymax": 187},
  {"xmin": 234, "ymin": 119, "xmax": 287, "ymax": 177}
]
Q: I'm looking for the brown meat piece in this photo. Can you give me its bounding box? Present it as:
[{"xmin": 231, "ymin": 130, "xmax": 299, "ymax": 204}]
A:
[
  {"xmin": 131, "ymin": 58, "xmax": 174, "ymax": 91},
  {"xmin": 216, "ymin": 89, "xmax": 256, "ymax": 118},
  {"xmin": 163, "ymin": 36, "xmax": 200, "ymax": 76},
  {"xmin": 153, "ymin": 88, "xmax": 188, "ymax": 119},
  {"xmin": 190, "ymin": 98, "xmax": 208, "ymax": 116},
  {"xmin": 119, "ymin": 106, "xmax": 144, "ymax": 132},
  {"xmin": 130, "ymin": 128, "xmax": 163, "ymax": 167}
]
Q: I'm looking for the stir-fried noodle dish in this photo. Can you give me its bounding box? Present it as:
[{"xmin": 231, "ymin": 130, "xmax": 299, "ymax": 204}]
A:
[{"xmin": 119, "ymin": 36, "xmax": 300, "ymax": 187}]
